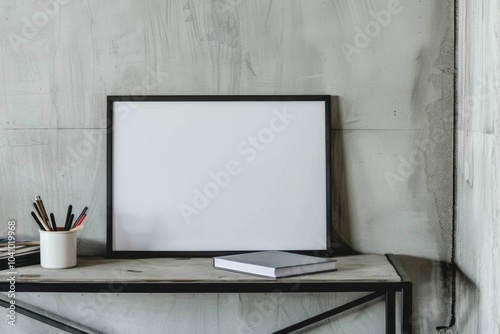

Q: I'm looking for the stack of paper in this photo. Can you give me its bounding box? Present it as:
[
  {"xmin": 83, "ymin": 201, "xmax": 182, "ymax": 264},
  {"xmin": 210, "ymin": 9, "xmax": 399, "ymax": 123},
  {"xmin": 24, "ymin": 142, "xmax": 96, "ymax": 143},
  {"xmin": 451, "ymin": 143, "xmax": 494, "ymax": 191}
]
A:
[{"xmin": 0, "ymin": 240, "xmax": 40, "ymax": 270}]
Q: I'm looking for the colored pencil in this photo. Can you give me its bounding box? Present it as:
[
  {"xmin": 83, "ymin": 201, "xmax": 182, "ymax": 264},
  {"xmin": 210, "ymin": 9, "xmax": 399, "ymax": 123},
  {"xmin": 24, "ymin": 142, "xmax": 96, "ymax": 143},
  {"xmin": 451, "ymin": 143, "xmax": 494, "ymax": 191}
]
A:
[
  {"xmin": 72, "ymin": 207, "xmax": 88, "ymax": 229},
  {"xmin": 75, "ymin": 214, "xmax": 87, "ymax": 228}
]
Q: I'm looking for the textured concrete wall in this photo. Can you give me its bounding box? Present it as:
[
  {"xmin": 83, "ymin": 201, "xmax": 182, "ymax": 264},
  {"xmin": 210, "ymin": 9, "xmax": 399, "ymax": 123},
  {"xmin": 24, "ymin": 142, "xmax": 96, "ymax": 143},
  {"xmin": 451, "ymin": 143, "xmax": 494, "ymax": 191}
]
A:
[
  {"xmin": 0, "ymin": 0, "xmax": 454, "ymax": 333},
  {"xmin": 456, "ymin": 0, "xmax": 500, "ymax": 333}
]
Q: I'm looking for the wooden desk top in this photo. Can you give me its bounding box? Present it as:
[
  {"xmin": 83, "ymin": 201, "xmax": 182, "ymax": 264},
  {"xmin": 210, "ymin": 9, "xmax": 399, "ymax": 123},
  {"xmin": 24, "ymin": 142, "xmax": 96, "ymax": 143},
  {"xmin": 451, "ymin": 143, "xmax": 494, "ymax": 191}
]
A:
[{"xmin": 1, "ymin": 254, "xmax": 401, "ymax": 284}]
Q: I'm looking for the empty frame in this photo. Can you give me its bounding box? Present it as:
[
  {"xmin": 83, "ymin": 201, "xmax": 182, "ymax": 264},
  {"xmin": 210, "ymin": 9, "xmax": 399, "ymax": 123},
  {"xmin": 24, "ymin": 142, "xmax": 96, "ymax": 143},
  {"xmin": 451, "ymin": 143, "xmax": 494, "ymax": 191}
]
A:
[{"xmin": 107, "ymin": 96, "xmax": 331, "ymax": 257}]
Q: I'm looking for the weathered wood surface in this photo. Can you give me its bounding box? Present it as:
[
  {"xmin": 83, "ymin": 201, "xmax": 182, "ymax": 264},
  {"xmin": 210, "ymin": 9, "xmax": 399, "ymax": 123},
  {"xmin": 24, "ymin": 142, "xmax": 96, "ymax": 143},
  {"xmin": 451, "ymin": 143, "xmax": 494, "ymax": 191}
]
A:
[{"xmin": 2, "ymin": 254, "xmax": 400, "ymax": 283}]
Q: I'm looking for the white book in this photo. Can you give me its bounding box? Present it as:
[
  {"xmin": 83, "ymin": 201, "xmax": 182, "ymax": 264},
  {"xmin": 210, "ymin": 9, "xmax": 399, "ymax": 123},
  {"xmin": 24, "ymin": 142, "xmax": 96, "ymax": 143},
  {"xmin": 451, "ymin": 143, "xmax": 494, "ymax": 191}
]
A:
[{"xmin": 213, "ymin": 251, "xmax": 337, "ymax": 278}]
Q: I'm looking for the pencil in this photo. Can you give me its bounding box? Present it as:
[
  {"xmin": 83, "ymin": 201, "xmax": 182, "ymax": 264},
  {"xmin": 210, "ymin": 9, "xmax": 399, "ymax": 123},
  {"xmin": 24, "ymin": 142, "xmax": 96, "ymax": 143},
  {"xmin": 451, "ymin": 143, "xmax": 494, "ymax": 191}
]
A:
[
  {"xmin": 64, "ymin": 205, "xmax": 72, "ymax": 231},
  {"xmin": 33, "ymin": 210, "xmax": 50, "ymax": 231},
  {"xmin": 35, "ymin": 197, "xmax": 49, "ymax": 228},
  {"xmin": 33, "ymin": 202, "xmax": 42, "ymax": 218},
  {"xmin": 30, "ymin": 211, "xmax": 46, "ymax": 231},
  {"xmin": 72, "ymin": 207, "xmax": 88, "ymax": 229},
  {"xmin": 50, "ymin": 213, "xmax": 57, "ymax": 231},
  {"xmin": 75, "ymin": 213, "xmax": 87, "ymax": 228},
  {"xmin": 33, "ymin": 202, "xmax": 50, "ymax": 230},
  {"xmin": 36, "ymin": 196, "xmax": 50, "ymax": 230},
  {"xmin": 67, "ymin": 214, "xmax": 74, "ymax": 231}
]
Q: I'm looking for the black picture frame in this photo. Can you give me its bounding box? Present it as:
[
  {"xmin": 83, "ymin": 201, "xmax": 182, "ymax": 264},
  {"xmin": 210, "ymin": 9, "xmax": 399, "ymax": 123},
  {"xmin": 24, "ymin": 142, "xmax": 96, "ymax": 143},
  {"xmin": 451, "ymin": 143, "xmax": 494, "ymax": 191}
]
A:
[{"xmin": 107, "ymin": 95, "xmax": 332, "ymax": 258}]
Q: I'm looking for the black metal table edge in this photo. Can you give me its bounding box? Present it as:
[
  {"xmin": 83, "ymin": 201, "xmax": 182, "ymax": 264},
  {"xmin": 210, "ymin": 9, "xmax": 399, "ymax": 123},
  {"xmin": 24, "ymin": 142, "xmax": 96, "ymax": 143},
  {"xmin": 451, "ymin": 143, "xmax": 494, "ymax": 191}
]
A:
[{"xmin": 0, "ymin": 281, "xmax": 407, "ymax": 293}]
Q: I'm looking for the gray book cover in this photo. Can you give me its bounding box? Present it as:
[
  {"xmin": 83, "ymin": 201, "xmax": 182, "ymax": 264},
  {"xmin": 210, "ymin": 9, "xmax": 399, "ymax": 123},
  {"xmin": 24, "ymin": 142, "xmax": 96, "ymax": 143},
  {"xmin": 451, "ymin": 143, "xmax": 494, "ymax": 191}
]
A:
[{"xmin": 213, "ymin": 251, "xmax": 337, "ymax": 278}]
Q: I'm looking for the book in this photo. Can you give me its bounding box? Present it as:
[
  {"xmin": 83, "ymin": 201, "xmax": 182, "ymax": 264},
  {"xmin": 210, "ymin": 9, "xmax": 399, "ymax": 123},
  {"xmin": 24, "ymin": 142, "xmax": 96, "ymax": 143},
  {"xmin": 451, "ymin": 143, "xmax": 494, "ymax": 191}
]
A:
[
  {"xmin": 0, "ymin": 241, "xmax": 41, "ymax": 270},
  {"xmin": 213, "ymin": 251, "xmax": 337, "ymax": 278},
  {"xmin": 0, "ymin": 240, "xmax": 40, "ymax": 247},
  {"xmin": 0, "ymin": 245, "xmax": 40, "ymax": 257},
  {"xmin": 0, "ymin": 252, "xmax": 40, "ymax": 270}
]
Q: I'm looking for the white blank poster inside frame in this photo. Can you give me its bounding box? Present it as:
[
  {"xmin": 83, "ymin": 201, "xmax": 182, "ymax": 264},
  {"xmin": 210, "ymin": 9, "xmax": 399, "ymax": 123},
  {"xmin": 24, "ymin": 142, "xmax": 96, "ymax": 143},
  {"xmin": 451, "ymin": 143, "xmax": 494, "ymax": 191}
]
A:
[{"xmin": 108, "ymin": 96, "xmax": 331, "ymax": 256}]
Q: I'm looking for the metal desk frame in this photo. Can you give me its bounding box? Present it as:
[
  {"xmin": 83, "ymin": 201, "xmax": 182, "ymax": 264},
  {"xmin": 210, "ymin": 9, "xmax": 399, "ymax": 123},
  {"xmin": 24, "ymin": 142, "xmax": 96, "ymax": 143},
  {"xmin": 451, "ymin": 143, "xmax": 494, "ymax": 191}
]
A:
[{"xmin": 0, "ymin": 254, "xmax": 412, "ymax": 334}]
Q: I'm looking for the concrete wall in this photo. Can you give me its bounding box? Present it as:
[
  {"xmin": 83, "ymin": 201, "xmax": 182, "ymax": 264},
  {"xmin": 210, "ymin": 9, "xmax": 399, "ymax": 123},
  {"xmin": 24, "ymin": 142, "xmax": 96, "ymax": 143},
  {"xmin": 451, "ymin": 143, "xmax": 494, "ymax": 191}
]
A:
[
  {"xmin": 0, "ymin": 0, "xmax": 454, "ymax": 333},
  {"xmin": 455, "ymin": 0, "xmax": 500, "ymax": 333}
]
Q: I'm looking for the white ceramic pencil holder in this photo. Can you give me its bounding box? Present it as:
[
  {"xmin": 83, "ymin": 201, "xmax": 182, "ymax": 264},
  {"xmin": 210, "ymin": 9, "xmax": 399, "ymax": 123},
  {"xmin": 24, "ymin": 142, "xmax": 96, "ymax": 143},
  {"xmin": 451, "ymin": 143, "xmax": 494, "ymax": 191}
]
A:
[{"xmin": 39, "ymin": 228, "xmax": 77, "ymax": 269}]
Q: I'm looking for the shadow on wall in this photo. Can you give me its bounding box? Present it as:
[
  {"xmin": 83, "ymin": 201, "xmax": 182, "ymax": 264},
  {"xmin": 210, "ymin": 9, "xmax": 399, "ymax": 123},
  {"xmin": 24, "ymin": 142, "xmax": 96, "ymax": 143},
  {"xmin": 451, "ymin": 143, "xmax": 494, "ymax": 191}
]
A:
[
  {"xmin": 330, "ymin": 96, "xmax": 358, "ymax": 256},
  {"xmin": 397, "ymin": 255, "xmax": 457, "ymax": 333},
  {"xmin": 77, "ymin": 238, "xmax": 105, "ymax": 256},
  {"xmin": 454, "ymin": 267, "xmax": 480, "ymax": 332}
]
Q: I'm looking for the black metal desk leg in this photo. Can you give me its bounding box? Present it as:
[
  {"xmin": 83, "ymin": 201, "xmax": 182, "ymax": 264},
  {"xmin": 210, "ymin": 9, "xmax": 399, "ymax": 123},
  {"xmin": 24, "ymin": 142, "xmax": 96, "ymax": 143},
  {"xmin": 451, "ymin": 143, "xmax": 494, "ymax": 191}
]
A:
[
  {"xmin": 402, "ymin": 282, "xmax": 413, "ymax": 334},
  {"xmin": 385, "ymin": 290, "xmax": 396, "ymax": 334},
  {"xmin": 385, "ymin": 254, "xmax": 413, "ymax": 334},
  {"xmin": 272, "ymin": 292, "xmax": 384, "ymax": 334},
  {"xmin": 0, "ymin": 297, "xmax": 90, "ymax": 334}
]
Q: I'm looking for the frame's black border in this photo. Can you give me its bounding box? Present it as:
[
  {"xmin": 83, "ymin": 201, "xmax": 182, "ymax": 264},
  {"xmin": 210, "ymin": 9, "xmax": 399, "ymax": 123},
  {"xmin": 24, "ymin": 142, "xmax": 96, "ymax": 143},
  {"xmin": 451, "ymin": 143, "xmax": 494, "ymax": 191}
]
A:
[{"xmin": 106, "ymin": 95, "xmax": 332, "ymax": 258}]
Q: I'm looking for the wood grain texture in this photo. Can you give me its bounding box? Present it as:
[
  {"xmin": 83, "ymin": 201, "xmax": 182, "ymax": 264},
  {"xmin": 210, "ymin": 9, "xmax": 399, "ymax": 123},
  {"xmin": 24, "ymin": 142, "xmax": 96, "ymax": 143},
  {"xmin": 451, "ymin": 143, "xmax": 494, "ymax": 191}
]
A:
[{"xmin": 1, "ymin": 254, "xmax": 401, "ymax": 283}]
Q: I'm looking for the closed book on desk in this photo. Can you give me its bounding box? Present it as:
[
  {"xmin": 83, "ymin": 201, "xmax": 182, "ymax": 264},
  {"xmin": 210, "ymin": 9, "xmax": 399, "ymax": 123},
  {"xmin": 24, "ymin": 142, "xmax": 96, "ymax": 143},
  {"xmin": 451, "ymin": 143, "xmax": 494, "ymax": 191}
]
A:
[
  {"xmin": 0, "ymin": 253, "xmax": 40, "ymax": 270},
  {"xmin": 213, "ymin": 251, "xmax": 337, "ymax": 278}
]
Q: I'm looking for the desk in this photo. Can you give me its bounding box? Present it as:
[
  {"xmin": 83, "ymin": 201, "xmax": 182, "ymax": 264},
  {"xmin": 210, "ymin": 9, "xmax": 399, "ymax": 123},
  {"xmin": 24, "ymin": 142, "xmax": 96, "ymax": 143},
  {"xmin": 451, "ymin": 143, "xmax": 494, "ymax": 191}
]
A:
[{"xmin": 0, "ymin": 254, "xmax": 412, "ymax": 334}]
